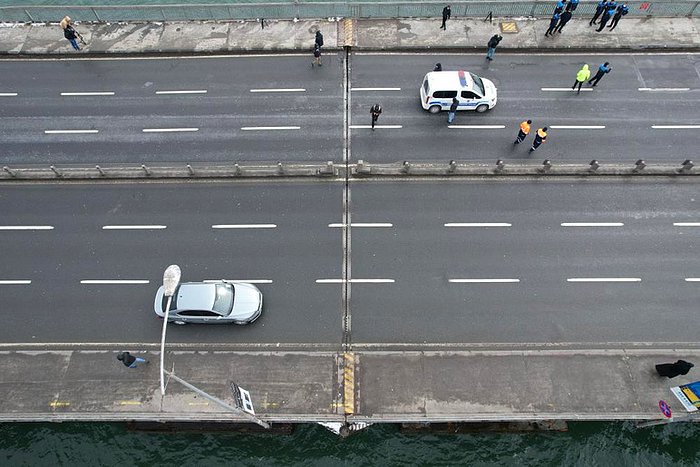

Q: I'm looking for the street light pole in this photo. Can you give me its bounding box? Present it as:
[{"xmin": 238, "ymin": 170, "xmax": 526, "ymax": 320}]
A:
[{"xmin": 159, "ymin": 265, "xmax": 181, "ymax": 396}]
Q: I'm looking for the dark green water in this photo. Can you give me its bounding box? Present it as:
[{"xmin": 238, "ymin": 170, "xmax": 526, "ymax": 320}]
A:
[{"xmin": 2, "ymin": 422, "xmax": 700, "ymax": 466}]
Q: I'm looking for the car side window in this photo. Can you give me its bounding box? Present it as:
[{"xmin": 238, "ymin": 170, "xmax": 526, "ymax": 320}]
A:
[
  {"xmin": 178, "ymin": 310, "xmax": 218, "ymax": 317},
  {"xmin": 433, "ymin": 91, "xmax": 458, "ymax": 99},
  {"xmin": 461, "ymin": 91, "xmax": 481, "ymax": 99}
]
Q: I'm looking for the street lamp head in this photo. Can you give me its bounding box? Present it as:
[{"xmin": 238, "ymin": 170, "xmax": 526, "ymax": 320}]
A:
[{"xmin": 162, "ymin": 265, "xmax": 181, "ymax": 297}]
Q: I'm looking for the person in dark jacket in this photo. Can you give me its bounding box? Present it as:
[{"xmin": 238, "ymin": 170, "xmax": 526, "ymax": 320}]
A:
[
  {"xmin": 555, "ymin": 10, "xmax": 573, "ymax": 33},
  {"xmin": 440, "ymin": 5, "xmax": 451, "ymax": 30},
  {"xmin": 656, "ymin": 360, "xmax": 694, "ymax": 379},
  {"xmin": 589, "ymin": 0, "xmax": 608, "ymax": 26},
  {"xmin": 315, "ymin": 30, "xmax": 324, "ymax": 48},
  {"xmin": 545, "ymin": 12, "xmax": 560, "ymax": 37},
  {"xmin": 312, "ymin": 43, "xmax": 322, "ymax": 67},
  {"xmin": 117, "ymin": 351, "xmax": 149, "ymax": 369},
  {"xmin": 370, "ymin": 103, "xmax": 382, "ymax": 130},
  {"xmin": 596, "ymin": 1, "xmax": 617, "ymax": 31},
  {"xmin": 61, "ymin": 16, "xmax": 81, "ymax": 51},
  {"xmin": 588, "ymin": 62, "xmax": 611, "ymax": 87},
  {"xmin": 609, "ymin": 4, "xmax": 628, "ymax": 30},
  {"xmin": 486, "ymin": 34, "xmax": 502, "ymax": 61},
  {"xmin": 447, "ymin": 98, "xmax": 459, "ymax": 124},
  {"xmin": 433, "ymin": 62, "xmax": 443, "ymax": 72}
]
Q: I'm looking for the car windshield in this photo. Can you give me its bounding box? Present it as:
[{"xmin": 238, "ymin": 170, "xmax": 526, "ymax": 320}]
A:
[
  {"xmin": 469, "ymin": 72, "xmax": 485, "ymax": 96},
  {"xmin": 212, "ymin": 283, "xmax": 235, "ymax": 315}
]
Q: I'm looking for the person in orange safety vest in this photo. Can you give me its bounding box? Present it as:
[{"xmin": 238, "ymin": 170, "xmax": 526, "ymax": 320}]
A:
[
  {"xmin": 529, "ymin": 127, "xmax": 548, "ymax": 153},
  {"xmin": 514, "ymin": 119, "xmax": 532, "ymax": 145}
]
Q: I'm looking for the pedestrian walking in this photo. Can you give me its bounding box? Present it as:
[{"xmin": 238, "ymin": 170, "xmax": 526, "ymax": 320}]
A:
[
  {"xmin": 588, "ymin": 62, "xmax": 611, "ymax": 87},
  {"xmin": 486, "ymin": 34, "xmax": 502, "ymax": 61},
  {"xmin": 315, "ymin": 30, "xmax": 324, "ymax": 48},
  {"xmin": 447, "ymin": 98, "xmax": 459, "ymax": 124},
  {"xmin": 566, "ymin": 0, "xmax": 580, "ymax": 12},
  {"xmin": 529, "ymin": 127, "xmax": 548, "ymax": 153},
  {"xmin": 60, "ymin": 16, "xmax": 81, "ymax": 51},
  {"xmin": 555, "ymin": 10, "xmax": 573, "ymax": 33},
  {"xmin": 514, "ymin": 119, "xmax": 532, "ymax": 144},
  {"xmin": 589, "ymin": 0, "xmax": 608, "ymax": 26},
  {"xmin": 312, "ymin": 43, "xmax": 322, "ymax": 67},
  {"xmin": 433, "ymin": 62, "xmax": 443, "ymax": 72},
  {"xmin": 596, "ymin": 1, "xmax": 617, "ymax": 31},
  {"xmin": 554, "ymin": 0, "xmax": 566, "ymax": 14},
  {"xmin": 440, "ymin": 5, "xmax": 451, "ymax": 30},
  {"xmin": 370, "ymin": 103, "xmax": 382, "ymax": 130},
  {"xmin": 609, "ymin": 4, "xmax": 628, "ymax": 30},
  {"xmin": 656, "ymin": 360, "xmax": 694, "ymax": 379},
  {"xmin": 572, "ymin": 64, "xmax": 590, "ymax": 93},
  {"xmin": 117, "ymin": 351, "xmax": 149, "ymax": 369},
  {"xmin": 545, "ymin": 12, "xmax": 560, "ymax": 37}
]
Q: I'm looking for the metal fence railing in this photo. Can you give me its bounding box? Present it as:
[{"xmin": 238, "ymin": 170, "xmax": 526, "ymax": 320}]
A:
[{"xmin": 2, "ymin": 1, "xmax": 699, "ymax": 22}]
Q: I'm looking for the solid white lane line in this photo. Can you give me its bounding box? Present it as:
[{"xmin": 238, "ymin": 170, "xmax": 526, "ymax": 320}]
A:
[
  {"xmin": 685, "ymin": 278, "xmax": 700, "ymax": 282},
  {"xmin": 674, "ymin": 222, "xmax": 700, "ymax": 227},
  {"xmin": 444, "ymin": 223, "xmax": 511, "ymax": 227},
  {"xmin": 639, "ymin": 88, "xmax": 690, "ymax": 92},
  {"xmin": 349, "ymin": 125, "xmax": 402, "ymax": 129},
  {"xmin": 567, "ymin": 278, "xmax": 641, "ymax": 283},
  {"xmin": 351, "ymin": 87, "xmax": 402, "ymax": 91},
  {"xmin": 328, "ymin": 223, "xmax": 393, "ymax": 228},
  {"xmin": 45, "ymin": 130, "xmax": 99, "ymax": 134},
  {"xmin": 449, "ymin": 279, "xmax": 520, "ymax": 283},
  {"xmin": 60, "ymin": 92, "xmax": 115, "ymax": 96},
  {"xmin": 240, "ymin": 126, "xmax": 300, "ymax": 131},
  {"xmin": 0, "ymin": 93, "xmax": 18, "ymax": 96},
  {"xmin": 651, "ymin": 125, "xmax": 700, "ymax": 129},
  {"xmin": 80, "ymin": 280, "xmax": 150, "ymax": 284},
  {"xmin": 316, "ymin": 279, "xmax": 395, "ymax": 283},
  {"xmin": 0, "ymin": 280, "xmax": 31, "ymax": 285},
  {"xmin": 204, "ymin": 279, "xmax": 273, "ymax": 284},
  {"xmin": 102, "ymin": 225, "xmax": 167, "ymax": 230},
  {"xmin": 249, "ymin": 88, "xmax": 306, "ymax": 93},
  {"xmin": 541, "ymin": 88, "xmax": 593, "ymax": 92},
  {"xmin": 0, "ymin": 225, "xmax": 54, "ymax": 230},
  {"xmin": 561, "ymin": 222, "xmax": 624, "ymax": 227},
  {"xmin": 142, "ymin": 128, "xmax": 199, "ymax": 133},
  {"xmin": 448, "ymin": 125, "xmax": 505, "ymax": 129},
  {"xmin": 155, "ymin": 90, "xmax": 207, "ymax": 95},
  {"xmin": 212, "ymin": 224, "xmax": 277, "ymax": 229},
  {"xmin": 549, "ymin": 125, "xmax": 606, "ymax": 130}
]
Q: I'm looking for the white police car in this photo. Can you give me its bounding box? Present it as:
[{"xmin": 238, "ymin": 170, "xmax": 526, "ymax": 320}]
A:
[{"xmin": 420, "ymin": 70, "xmax": 498, "ymax": 113}]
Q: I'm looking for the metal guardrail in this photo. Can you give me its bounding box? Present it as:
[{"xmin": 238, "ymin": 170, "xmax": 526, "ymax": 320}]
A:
[
  {"xmin": 2, "ymin": 1, "xmax": 699, "ymax": 22},
  {"xmin": 1, "ymin": 159, "xmax": 695, "ymax": 180}
]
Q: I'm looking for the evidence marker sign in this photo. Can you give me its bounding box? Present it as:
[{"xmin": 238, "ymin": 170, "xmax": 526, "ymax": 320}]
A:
[{"xmin": 670, "ymin": 380, "xmax": 700, "ymax": 412}]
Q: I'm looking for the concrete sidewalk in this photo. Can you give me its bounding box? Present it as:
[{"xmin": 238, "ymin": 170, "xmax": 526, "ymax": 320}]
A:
[
  {"xmin": 0, "ymin": 16, "xmax": 699, "ymax": 55},
  {"xmin": 1, "ymin": 347, "xmax": 699, "ymax": 423}
]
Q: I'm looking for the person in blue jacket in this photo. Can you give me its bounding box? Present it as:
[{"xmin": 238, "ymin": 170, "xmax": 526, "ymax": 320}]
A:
[
  {"xmin": 554, "ymin": 0, "xmax": 566, "ymax": 14},
  {"xmin": 596, "ymin": 2, "xmax": 616, "ymax": 31},
  {"xmin": 609, "ymin": 4, "xmax": 629, "ymax": 30},
  {"xmin": 588, "ymin": 62, "xmax": 612, "ymax": 87},
  {"xmin": 545, "ymin": 12, "xmax": 561, "ymax": 37},
  {"xmin": 566, "ymin": 0, "xmax": 580, "ymax": 11},
  {"xmin": 589, "ymin": 1, "xmax": 608, "ymax": 26}
]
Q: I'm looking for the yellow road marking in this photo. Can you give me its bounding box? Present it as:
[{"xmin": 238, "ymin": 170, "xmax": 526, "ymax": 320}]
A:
[
  {"xmin": 343, "ymin": 19, "xmax": 355, "ymax": 47},
  {"xmin": 48, "ymin": 400, "xmax": 70, "ymax": 408},
  {"xmin": 500, "ymin": 22, "xmax": 519, "ymax": 33},
  {"xmin": 343, "ymin": 352, "xmax": 355, "ymax": 415},
  {"xmin": 118, "ymin": 401, "xmax": 142, "ymax": 406},
  {"xmin": 188, "ymin": 401, "xmax": 210, "ymax": 406}
]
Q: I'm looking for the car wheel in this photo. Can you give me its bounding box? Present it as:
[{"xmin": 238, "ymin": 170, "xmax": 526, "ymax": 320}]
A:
[
  {"xmin": 476, "ymin": 104, "xmax": 489, "ymax": 113},
  {"xmin": 428, "ymin": 105, "xmax": 441, "ymax": 114}
]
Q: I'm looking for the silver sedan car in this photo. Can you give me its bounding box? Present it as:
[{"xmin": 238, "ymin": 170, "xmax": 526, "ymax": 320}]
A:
[{"xmin": 154, "ymin": 280, "xmax": 262, "ymax": 325}]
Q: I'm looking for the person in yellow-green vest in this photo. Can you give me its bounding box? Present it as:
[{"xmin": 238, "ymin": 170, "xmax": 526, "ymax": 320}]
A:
[{"xmin": 572, "ymin": 64, "xmax": 590, "ymax": 94}]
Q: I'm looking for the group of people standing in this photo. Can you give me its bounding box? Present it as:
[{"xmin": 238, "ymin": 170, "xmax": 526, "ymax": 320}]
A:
[{"xmin": 546, "ymin": 0, "xmax": 629, "ymax": 36}]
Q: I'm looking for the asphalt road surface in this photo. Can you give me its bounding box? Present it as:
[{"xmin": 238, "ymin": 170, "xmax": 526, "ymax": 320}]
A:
[
  {"xmin": 0, "ymin": 53, "xmax": 698, "ymax": 165},
  {"xmin": 1, "ymin": 178, "xmax": 698, "ymax": 346}
]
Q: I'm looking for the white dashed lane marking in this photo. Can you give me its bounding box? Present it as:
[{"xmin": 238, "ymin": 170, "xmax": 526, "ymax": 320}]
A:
[
  {"xmin": 212, "ymin": 224, "xmax": 277, "ymax": 229},
  {"xmin": 155, "ymin": 90, "xmax": 207, "ymax": 95},
  {"xmin": 0, "ymin": 226, "xmax": 54, "ymax": 230},
  {"xmin": 567, "ymin": 278, "xmax": 641, "ymax": 283},
  {"xmin": 102, "ymin": 225, "xmax": 167, "ymax": 230},
  {"xmin": 80, "ymin": 280, "xmax": 150, "ymax": 284}
]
